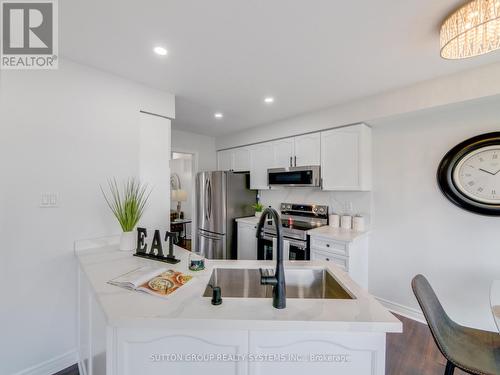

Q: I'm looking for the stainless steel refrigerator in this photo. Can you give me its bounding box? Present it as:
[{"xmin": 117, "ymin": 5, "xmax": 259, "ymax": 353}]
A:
[{"xmin": 196, "ymin": 171, "xmax": 256, "ymax": 259}]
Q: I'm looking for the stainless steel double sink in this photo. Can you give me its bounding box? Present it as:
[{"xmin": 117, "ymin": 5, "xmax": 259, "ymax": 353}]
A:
[{"xmin": 203, "ymin": 268, "xmax": 354, "ymax": 300}]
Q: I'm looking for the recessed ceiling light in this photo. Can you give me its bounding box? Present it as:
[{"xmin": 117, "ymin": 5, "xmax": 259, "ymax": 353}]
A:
[
  {"xmin": 264, "ymin": 97, "xmax": 275, "ymax": 104},
  {"xmin": 214, "ymin": 113, "xmax": 223, "ymax": 119},
  {"xmin": 153, "ymin": 46, "xmax": 168, "ymax": 56}
]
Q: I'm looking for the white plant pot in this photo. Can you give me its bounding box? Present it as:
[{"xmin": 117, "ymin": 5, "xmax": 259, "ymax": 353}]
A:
[
  {"xmin": 120, "ymin": 231, "xmax": 136, "ymax": 251},
  {"xmin": 255, "ymin": 211, "xmax": 263, "ymax": 218}
]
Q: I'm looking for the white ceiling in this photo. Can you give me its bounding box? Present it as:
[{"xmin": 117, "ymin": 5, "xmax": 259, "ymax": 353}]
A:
[{"xmin": 61, "ymin": 0, "xmax": 500, "ymax": 136}]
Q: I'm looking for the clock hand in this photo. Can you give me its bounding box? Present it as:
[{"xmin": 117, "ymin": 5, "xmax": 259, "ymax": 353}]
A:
[{"xmin": 479, "ymin": 168, "xmax": 496, "ymax": 175}]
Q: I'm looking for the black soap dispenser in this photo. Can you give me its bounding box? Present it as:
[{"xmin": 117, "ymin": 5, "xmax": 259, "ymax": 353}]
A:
[{"xmin": 209, "ymin": 285, "xmax": 222, "ymax": 305}]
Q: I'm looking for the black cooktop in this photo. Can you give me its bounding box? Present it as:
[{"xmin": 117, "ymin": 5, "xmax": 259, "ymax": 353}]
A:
[{"xmin": 280, "ymin": 220, "xmax": 322, "ymax": 231}]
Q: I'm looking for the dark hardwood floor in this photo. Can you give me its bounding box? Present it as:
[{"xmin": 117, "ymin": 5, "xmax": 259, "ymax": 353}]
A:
[
  {"xmin": 54, "ymin": 364, "xmax": 79, "ymax": 375},
  {"xmin": 387, "ymin": 314, "xmax": 467, "ymax": 375},
  {"xmin": 178, "ymin": 238, "xmax": 192, "ymax": 251},
  {"xmin": 54, "ymin": 313, "xmax": 467, "ymax": 375}
]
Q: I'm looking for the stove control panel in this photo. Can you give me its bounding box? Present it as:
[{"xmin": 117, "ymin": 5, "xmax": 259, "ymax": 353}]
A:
[{"xmin": 280, "ymin": 203, "xmax": 328, "ymax": 218}]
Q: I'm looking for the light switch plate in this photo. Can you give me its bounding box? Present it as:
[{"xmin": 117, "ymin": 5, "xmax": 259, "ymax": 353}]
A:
[{"xmin": 40, "ymin": 193, "xmax": 58, "ymax": 208}]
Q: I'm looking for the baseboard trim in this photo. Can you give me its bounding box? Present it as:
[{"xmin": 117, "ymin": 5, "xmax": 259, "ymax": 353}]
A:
[
  {"xmin": 376, "ymin": 296, "xmax": 426, "ymax": 324},
  {"xmin": 12, "ymin": 350, "xmax": 78, "ymax": 375}
]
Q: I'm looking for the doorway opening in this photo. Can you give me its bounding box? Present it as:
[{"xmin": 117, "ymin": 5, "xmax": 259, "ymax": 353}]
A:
[{"xmin": 170, "ymin": 152, "xmax": 194, "ymax": 251}]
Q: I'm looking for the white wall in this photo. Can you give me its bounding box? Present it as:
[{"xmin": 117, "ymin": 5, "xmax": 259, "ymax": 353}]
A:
[
  {"xmin": 171, "ymin": 129, "xmax": 217, "ymax": 172},
  {"xmin": 171, "ymin": 129, "xmax": 217, "ymax": 248},
  {"xmin": 371, "ymin": 96, "xmax": 500, "ymax": 331},
  {"xmin": 217, "ymin": 62, "xmax": 500, "ymax": 150},
  {"xmin": 139, "ymin": 113, "xmax": 171, "ymax": 231},
  {"xmin": 0, "ymin": 60, "xmax": 174, "ymax": 375}
]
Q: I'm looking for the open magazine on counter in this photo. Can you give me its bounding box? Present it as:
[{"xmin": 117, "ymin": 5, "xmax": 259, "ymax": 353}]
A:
[{"xmin": 108, "ymin": 265, "xmax": 193, "ymax": 298}]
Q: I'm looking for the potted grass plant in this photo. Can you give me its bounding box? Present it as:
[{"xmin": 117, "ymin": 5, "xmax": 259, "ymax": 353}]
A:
[
  {"xmin": 101, "ymin": 178, "xmax": 151, "ymax": 251},
  {"xmin": 252, "ymin": 202, "xmax": 264, "ymax": 218}
]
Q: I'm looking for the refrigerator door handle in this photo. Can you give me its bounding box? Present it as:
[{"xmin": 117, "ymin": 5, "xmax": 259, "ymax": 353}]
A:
[
  {"xmin": 198, "ymin": 229, "xmax": 225, "ymax": 259},
  {"xmin": 207, "ymin": 179, "xmax": 212, "ymax": 220},
  {"xmin": 204, "ymin": 178, "xmax": 209, "ymax": 221},
  {"xmin": 199, "ymin": 231, "xmax": 222, "ymax": 241}
]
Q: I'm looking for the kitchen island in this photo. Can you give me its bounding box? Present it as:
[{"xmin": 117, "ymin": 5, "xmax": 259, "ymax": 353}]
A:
[{"xmin": 76, "ymin": 236, "xmax": 401, "ymax": 375}]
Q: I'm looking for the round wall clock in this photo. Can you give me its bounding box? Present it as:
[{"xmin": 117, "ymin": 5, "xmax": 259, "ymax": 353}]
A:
[{"xmin": 437, "ymin": 132, "xmax": 500, "ymax": 216}]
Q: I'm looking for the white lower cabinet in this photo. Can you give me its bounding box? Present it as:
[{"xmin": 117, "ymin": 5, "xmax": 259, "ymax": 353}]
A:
[
  {"xmin": 248, "ymin": 331, "xmax": 385, "ymax": 375},
  {"xmin": 115, "ymin": 329, "xmax": 249, "ymax": 375},
  {"xmin": 310, "ymin": 234, "xmax": 369, "ymax": 289},
  {"xmin": 84, "ymin": 326, "xmax": 385, "ymax": 375},
  {"xmin": 310, "ymin": 236, "xmax": 347, "ymax": 255},
  {"xmin": 311, "ymin": 250, "xmax": 348, "ymax": 271},
  {"xmin": 78, "ymin": 267, "xmax": 107, "ymax": 375},
  {"xmin": 237, "ymin": 221, "xmax": 258, "ymax": 260}
]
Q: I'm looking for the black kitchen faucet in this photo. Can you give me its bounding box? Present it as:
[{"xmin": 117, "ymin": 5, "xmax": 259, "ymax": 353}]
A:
[{"xmin": 256, "ymin": 207, "xmax": 286, "ymax": 309}]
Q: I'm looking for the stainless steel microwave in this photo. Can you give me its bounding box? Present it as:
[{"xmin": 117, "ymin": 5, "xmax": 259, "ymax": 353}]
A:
[{"xmin": 267, "ymin": 166, "xmax": 321, "ymax": 187}]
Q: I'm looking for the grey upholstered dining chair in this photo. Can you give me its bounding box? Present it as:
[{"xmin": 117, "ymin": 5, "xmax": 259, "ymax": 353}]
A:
[{"xmin": 412, "ymin": 274, "xmax": 500, "ymax": 375}]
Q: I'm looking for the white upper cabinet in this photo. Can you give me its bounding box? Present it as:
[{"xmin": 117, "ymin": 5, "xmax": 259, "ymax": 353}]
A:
[
  {"xmin": 217, "ymin": 148, "xmax": 251, "ymax": 172},
  {"xmin": 272, "ymin": 138, "xmax": 295, "ymax": 168},
  {"xmin": 294, "ymin": 133, "xmax": 321, "ymax": 166},
  {"xmin": 271, "ymin": 135, "xmax": 320, "ymax": 168},
  {"xmin": 218, "ymin": 123, "xmax": 371, "ymax": 191},
  {"xmin": 233, "ymin": 147, "xmax": 251, "ymax": 171},
  {"xmin": 217, "ymin": 149, "xmax": 233, "ymax": 171},
  {"xmin": 250, "ymin": 142, "xmax": 275, "ymax": 189},
  {"xmin": 320, "ymin": 124, "xmax": 372, "ymax": 191}
]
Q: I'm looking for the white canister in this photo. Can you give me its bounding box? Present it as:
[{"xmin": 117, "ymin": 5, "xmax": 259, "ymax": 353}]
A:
[
  {"xmin": 340, "ymin": 215, "xmax": 352, "ymax": 230},
  {"xmin": 352, "ymin": 215, "xmax": 366, "ymax": 232},
  {"xmin": 329, "ymin": 214, "xmax": 340, "ymax": 228}
]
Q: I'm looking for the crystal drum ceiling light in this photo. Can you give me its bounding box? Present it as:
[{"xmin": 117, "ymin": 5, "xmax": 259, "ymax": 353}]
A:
[{"xmin": 440, "ymin": 0, "xmax": 500, "ymax": 59}]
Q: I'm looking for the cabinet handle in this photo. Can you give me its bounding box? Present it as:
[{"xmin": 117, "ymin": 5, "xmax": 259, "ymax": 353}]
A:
[
  {"xmin": 326, "ymin": 244, "xmax": 330, "ymax": 247},
  {"xmin": 326, "ymin": 258, "xmax": 330, "ymax": 261},
  {"xmin": 294, "ymin": 156, "xmax": 297, "ymax": 166},
  {"xmin": 289, "ymin": 156, "xmax": 292, "ymax": 167}
]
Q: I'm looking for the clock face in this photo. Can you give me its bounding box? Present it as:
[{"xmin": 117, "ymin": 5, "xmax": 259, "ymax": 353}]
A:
[
  {"xmin": 452, "ymin": 145, "xmax": 500, "ymax": 204},
  {"xmin": 437, "ymin": 132, "xmax": 500, "ymax": 216}
]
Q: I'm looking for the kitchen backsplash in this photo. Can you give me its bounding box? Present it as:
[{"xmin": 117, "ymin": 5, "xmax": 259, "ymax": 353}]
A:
[{"xmin": 258, "ymin": 189, "xmax": 372, "ymax": 226}]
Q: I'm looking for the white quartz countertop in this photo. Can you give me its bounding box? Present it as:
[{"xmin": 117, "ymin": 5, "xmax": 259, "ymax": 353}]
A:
[
  {"xmin": 235, "ymin": 216, "xmax": 261, "ymax": 225},
  {"xmin": 75, "ymin": 242, "xmax": 400, "ymax": 332},
  {"xmin": 307, "ymin": 226, "xmax": 369, "ymax": 242}
]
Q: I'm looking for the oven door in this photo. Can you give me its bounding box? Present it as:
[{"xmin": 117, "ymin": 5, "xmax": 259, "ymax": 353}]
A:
[
  {"xmin": 258, "ymin": 235, "xmax": 276, "ymax": 260},
  {"xmin": 258, "ymin": 235, "xmax": 309, "ymax": 261},
  {"xmin": 285, "ymin": 238, "xmax": 309, "ymax": 261}
]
